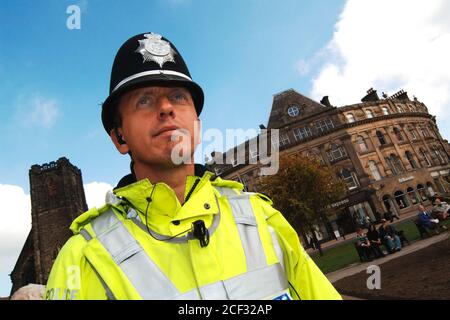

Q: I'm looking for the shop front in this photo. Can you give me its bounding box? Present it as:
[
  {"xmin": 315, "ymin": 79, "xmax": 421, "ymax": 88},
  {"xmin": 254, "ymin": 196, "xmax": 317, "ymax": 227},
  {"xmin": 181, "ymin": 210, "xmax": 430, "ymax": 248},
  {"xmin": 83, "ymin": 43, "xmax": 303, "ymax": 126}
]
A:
[{"xmin": 326, "ymin": 189, "xmax": 378, "ymax": 237}]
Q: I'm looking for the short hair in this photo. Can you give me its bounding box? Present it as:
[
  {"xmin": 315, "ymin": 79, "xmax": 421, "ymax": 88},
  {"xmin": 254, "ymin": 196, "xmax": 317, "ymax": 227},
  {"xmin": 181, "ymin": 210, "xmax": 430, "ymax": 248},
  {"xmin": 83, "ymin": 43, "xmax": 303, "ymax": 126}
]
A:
[{"xmin": 111, "ymin": 97, "xmax": 122, "ymax": 130}]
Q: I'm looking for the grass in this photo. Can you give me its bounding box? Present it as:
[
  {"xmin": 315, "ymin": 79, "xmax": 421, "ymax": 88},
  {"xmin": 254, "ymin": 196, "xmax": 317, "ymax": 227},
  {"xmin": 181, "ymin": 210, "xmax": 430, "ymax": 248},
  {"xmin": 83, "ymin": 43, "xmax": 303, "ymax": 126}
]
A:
[{"xmin": 310, "ymin": 218, "xmax": 450, "ymax": 274}]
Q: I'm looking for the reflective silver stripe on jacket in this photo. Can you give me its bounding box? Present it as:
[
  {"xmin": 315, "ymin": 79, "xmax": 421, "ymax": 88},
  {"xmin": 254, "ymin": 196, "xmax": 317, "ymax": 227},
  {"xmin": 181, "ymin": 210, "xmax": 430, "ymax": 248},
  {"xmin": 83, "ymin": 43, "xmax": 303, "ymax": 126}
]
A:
[
  {"xmin": 80, "ymin": 186, "xmax": 288, "ymax": 299},
  {"xmin": 84, "ymin": 209, "xmax": 180, "ymax": 299},
  {"xmin": 215, "ymin": 188, "xmax": 267, "ymax": 271}
]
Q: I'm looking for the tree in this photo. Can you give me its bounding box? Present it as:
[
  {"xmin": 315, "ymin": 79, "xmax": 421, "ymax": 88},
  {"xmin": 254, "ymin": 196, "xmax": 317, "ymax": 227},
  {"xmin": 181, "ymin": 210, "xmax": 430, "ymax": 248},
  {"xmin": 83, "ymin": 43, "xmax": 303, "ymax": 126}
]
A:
[{"xmin": 259, "ymin": 153, "xmax": 346, "ymax": 255}]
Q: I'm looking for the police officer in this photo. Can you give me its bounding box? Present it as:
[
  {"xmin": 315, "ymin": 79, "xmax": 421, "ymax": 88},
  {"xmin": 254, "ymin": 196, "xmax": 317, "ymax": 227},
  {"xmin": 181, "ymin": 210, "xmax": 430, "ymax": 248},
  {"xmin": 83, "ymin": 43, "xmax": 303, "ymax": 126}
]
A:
[{"xmin": 45, "ymin": 32, "xmax": 341, "ymax": 300}]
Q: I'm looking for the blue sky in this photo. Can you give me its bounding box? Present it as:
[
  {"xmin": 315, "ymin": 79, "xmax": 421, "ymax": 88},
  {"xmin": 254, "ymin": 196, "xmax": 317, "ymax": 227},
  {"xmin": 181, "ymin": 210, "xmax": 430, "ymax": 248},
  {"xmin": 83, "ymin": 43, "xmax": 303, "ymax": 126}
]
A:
[
  {"xmin": 2, "ymin": 0, "xmax": 450, "ymax": 297},
  {"xmin": 0, "ymin": 0, "xmax": 345, "ymax": 191}
]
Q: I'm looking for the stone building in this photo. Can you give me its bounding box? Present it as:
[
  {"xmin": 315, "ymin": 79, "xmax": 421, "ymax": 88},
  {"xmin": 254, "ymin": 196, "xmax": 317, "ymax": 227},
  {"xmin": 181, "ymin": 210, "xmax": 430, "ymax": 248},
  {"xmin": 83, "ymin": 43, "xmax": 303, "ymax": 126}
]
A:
[
  {"xmin": 9, "ymin": 157, "xmax": 88, "ymax": 295},
  {"xmin": 207, "ymin": 88, "xmax": 450, "ymax": 242}
]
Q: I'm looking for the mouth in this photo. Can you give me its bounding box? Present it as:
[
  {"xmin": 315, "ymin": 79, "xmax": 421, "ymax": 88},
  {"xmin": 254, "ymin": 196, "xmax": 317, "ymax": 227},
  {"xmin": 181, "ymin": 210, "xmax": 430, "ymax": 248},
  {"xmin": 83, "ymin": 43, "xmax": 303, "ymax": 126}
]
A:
[{"xmin": 153, "ymin": 125, "xmax": 182, "ymax": 137}]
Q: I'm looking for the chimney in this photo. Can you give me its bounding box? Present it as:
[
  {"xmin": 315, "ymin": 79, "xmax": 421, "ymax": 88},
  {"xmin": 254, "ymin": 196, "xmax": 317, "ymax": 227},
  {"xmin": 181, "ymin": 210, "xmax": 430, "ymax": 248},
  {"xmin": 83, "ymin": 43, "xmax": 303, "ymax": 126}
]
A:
[
  {"xmin": 390, "ymin": 89, "xmax": 410, "ymax": 101},
  {"xmin": 320, "ymin": 96, "xmax": 332, "ymax": 107},
  {"xmin": 361, "ymin": 88, "xmax": 380, "ymax": 102},
  {"xmin": 259, "ymin": 124, "xmax": 266, "ymax": 130}
]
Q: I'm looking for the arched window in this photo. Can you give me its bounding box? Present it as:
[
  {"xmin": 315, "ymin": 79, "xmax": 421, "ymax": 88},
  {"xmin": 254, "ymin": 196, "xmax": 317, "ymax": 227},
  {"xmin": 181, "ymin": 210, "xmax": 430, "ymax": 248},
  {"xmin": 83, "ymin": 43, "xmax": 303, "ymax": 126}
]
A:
[
  {"xmin": 407, "ymin": 187, "xmax": 419, "ymax": 205},
  {"xmin": 368, "ymin": 161, "xmax": 382, "ymax": 181},
  {"xmin": 420, "ymin": 148, "xmax": 432, "ymax": 167},
  {"xmin": 405, "ymin": 151, "xmax": 419, "ymax": 169},
  {"xmin": 417, "ymin": 184, "xmax": 428, "ymax": 201},
  {"xmin": 346, "ymin": 113, "xmax": 355, "ymax": 123},
  {"xmin": 365, "ymin": 110, "xmax": 374, "ymax": 119},
  {"xmin": 393, "ymin": 127, "xmax": 404, "ymax": 141},
  {"xmin": 356, "ymin": 136, "xmax": 368, "ymax": 152},
  {"xmin": 394, "ymin": 190, "xmax": 409, "ymax": 209},
  {"xmin": 376, "ymin": 130, "xmax": 386, "ymax": 145},
  {"xmin": 396, "ymin": 105, "xmax": 403, "ymax": 113},
  {"xmin": 341, "ymin": 169, "xmax": 359, "ymax": 190},
  {"xmin": 381, "ymin": 107, "xmax": 389, "ymax": 115}
]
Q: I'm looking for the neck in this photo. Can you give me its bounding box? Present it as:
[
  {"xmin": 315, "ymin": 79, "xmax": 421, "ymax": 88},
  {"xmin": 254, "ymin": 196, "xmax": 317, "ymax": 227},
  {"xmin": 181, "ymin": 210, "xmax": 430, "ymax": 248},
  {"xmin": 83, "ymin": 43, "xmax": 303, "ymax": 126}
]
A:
[{"xmin": 134, "ymin": 162, "xmax": 195, "ymax": 204}]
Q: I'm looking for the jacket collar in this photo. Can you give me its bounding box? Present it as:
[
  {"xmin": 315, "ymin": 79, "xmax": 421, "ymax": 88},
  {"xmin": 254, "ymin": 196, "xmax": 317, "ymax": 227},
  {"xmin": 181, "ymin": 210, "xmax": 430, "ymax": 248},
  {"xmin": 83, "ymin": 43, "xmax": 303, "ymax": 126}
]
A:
[
  {"xmin": 115, "ymin": 163, "xmax": 210, "ymax": 189},
  {"xmin": 112, "ymin": 166, "xmax": 219, "ymax": 236}
]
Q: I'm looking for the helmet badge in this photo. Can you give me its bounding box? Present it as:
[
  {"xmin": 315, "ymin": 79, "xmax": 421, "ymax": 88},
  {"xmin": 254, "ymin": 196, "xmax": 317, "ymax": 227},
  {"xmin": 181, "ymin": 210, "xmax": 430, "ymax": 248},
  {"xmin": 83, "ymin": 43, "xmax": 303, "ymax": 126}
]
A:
[{"xmin": 135, "ymin": 33, "xmax": 176, "ymax": 67}]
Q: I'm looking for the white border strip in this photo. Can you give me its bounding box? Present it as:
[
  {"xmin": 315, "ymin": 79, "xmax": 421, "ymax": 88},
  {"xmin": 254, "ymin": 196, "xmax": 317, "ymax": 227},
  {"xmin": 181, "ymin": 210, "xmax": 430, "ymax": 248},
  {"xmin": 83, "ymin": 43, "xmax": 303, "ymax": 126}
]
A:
[{"xmin": 112, "ymin": 70, "xmax": 193, "ymax": 93}]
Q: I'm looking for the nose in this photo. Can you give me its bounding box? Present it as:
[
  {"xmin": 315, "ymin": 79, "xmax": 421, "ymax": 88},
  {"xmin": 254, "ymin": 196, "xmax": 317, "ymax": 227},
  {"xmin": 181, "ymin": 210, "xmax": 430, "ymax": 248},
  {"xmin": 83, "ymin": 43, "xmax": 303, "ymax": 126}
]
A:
[{"xmin": 157, "ymin": 96, "xmax": 175, "ymax": 120}]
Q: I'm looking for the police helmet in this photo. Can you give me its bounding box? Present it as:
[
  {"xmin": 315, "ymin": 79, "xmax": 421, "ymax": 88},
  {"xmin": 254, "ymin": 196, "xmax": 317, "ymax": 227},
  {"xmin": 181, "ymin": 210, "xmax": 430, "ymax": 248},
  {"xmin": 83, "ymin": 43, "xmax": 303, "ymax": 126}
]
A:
[{"xmin": 101, "ymin": 32, "xmax": 204, "ymax": 134}]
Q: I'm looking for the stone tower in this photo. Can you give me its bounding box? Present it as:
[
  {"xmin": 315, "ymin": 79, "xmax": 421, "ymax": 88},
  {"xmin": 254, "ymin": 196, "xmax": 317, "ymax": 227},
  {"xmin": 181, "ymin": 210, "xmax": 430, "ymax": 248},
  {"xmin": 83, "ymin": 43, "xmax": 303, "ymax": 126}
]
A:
[{"xmin": 10, "ymin": 157, "xmax": 88, "ymax": 295}]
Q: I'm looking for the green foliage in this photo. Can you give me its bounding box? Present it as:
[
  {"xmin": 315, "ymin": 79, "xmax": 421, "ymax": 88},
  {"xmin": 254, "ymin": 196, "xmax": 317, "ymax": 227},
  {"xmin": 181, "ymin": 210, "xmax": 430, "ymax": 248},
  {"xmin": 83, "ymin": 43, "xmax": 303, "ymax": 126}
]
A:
[{"xmin": 259, "ymin": 153, "xmax": 347, "ymax": 232}]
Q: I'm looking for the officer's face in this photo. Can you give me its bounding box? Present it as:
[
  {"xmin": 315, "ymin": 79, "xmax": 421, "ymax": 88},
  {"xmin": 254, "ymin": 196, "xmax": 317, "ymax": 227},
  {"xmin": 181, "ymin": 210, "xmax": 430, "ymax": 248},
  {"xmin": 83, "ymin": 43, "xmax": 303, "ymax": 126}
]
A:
[{"xmin": 111, "ymin": 86, "xmax": 200, "ymax": 169}]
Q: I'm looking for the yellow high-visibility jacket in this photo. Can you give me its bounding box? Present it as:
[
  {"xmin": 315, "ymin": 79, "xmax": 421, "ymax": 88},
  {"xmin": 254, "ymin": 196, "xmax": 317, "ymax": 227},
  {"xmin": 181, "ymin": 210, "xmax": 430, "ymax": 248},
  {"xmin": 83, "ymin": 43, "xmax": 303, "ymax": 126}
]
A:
[{"xmin": 45, "ymin": 170, "xmax": 341, "ymax": 300}]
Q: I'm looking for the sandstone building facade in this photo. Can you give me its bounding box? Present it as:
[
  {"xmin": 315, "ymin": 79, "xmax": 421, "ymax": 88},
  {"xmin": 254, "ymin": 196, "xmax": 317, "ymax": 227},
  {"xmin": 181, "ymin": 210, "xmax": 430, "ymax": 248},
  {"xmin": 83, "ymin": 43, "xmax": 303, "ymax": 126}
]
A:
[{"xmin": 207, "ymin": 89, "xmax": 450, "ymax": 242}]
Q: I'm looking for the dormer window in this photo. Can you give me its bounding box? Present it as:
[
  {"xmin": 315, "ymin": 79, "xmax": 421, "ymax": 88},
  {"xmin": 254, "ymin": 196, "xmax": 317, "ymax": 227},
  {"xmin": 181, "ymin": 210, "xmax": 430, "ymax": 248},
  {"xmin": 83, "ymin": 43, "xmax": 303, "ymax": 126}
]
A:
[{"xmin": 287, "ymin": 105, "xmax": 300, "ymax": 117}]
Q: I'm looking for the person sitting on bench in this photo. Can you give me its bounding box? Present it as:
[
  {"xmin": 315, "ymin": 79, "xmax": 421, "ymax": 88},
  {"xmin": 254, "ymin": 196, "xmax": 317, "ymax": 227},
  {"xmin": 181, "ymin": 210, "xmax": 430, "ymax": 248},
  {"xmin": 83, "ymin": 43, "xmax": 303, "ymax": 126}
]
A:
[
  {"xmin": 367, "ymin": 224, "xmax": 385, "ymax": 258},
  {"xmin": 378, "ymin": 219, "xmax": 402, "ymax": 253},
  {"xmin": 355, "ymin": 228, "xmax": 373, "ymax": 262},
  {"xmin": 418, "ymin": 205, "xmax": 447, "ymax": 235}
]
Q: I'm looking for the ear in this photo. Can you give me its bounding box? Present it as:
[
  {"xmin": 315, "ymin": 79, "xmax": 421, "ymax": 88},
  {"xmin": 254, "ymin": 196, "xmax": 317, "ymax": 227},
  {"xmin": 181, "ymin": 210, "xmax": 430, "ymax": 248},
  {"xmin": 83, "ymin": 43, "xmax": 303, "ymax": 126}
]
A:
[{"xmin": 110, "ymin": 128, "xmax": 130, "ymax": 155}]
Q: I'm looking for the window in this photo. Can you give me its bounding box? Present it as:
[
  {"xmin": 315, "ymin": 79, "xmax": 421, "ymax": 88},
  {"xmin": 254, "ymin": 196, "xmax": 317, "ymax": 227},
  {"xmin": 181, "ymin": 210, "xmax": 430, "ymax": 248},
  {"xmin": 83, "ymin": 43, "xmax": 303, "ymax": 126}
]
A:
[
  {"xmin": 393, "ymin": 127, "xmax": 403, "ymax": 141},
  {"xmin": 392, "ymin": 154, "xmax": 405, "ymax": 174},
  {"xmin": 346, "ymin": 113, "xmax": 355, "ymax": 123},
  {"xmin": 394, "ymin": 190, "xmax": 409, "ymax": 209},
  {"xmin": 287, "ymin": 105, "xmax": 300, "ymax": 117},
  {"xmin": 420, "ymin": 126, "xmax": 430, "ymax": 138},
  {"xmin": 409, "ymin": 128, "xmax": 417, "ymax": 140},
  {"xmin": 376, "ymin": 130, "xmax": 386, "ymax": 145},
  {"xmin": 405, "ymin": 151, "xmax": 419, "ymax": 169},
  {"xmin": 232, "ymin": 158, "xmax": 238, "ymax": 167},
  {"xmin": 293, "ymin": 126, "xmax": 312, "ymax": 141},
  {"xmin": 328, "ymin": 144, "xmax": 347, "ymax": 161},
  {"xmin": 396, "ymin": 105, "xmax": 403, "ymax": 113},
  {"xmin": 315, "ymin": 118, "xmax": 334, "ymax": 133},
  {"xmin": 341, "ymin": 169, "xmax": 358, "ymax": 190},
  {"xmin": 381, "ymin": 107, "xmax": 389, "ymax": 115},
  {"xmin": 434, "ymin": 178, "xmax": 446, "ymax": 194},
  {"xmin": 417, "ymin": 184, "xmax": 428, "ymax": 201},
  {"xmin": 365, "ymin": 110, "xmax": 374, "ymax": 119},
  {"xmin": 279, "ymin": 133, "xmax": 291, "ymax": 147},
  {"xmin": 433, "ymin": 146, "xmax": 447, "ymax": 164},
  {"xmin": 382, "ymin": 195, "xmax": 393, "ymax": 211},
  {"xmin": 368, "ymin": 161, "xmax": 382, "ymax": 181},
  {"xmin": 407, "ymin": 187, "xmax": 420, "ymax": 205},
  {"xmin": 427, "ymin": 182, "xmax": 436, "ymax": 197},
  {"xmin": 420, "ymin": 148, "xmax": 432, "ymax": 167},
  {"xmin": 356, "ymin": 136, "xmax": 368, "ymax": 152},
  {"xmin": 386, "ymin": 154, "xmax": 405, "ymax": 175}
]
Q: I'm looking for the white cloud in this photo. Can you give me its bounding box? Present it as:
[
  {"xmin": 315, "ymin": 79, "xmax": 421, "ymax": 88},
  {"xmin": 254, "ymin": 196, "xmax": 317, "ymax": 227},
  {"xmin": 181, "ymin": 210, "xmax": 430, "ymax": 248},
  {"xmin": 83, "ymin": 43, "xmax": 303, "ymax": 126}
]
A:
[
  {"xmin": 0, "ymin": 181, "xmax": 112, "ymax": 296},
  {"xmin": 26, "ymin": 97, "xmax": 60, "ymax": 129},
  {"xmin": 309, "ymin": 0, "xmax": 450, "ymax": 136},
  {"xmin": 84, "ymin": 182, "xmax": 113, "ymax": 209},
  {"xmin": 0, "ymin": 184, "xmax": 31, "ymax": 294}
]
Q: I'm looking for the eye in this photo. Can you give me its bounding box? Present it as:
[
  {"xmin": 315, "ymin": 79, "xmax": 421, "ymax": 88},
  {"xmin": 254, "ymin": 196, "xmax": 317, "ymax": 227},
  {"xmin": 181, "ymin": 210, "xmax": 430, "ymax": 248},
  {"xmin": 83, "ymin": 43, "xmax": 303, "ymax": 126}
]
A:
[
  {"xmin": 170, "ymin": 91, "xmax": 189, "ymax": 103},
  {"xmin": 136, "ymin": 95, "xmax": 152, "ymax": 108}
]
